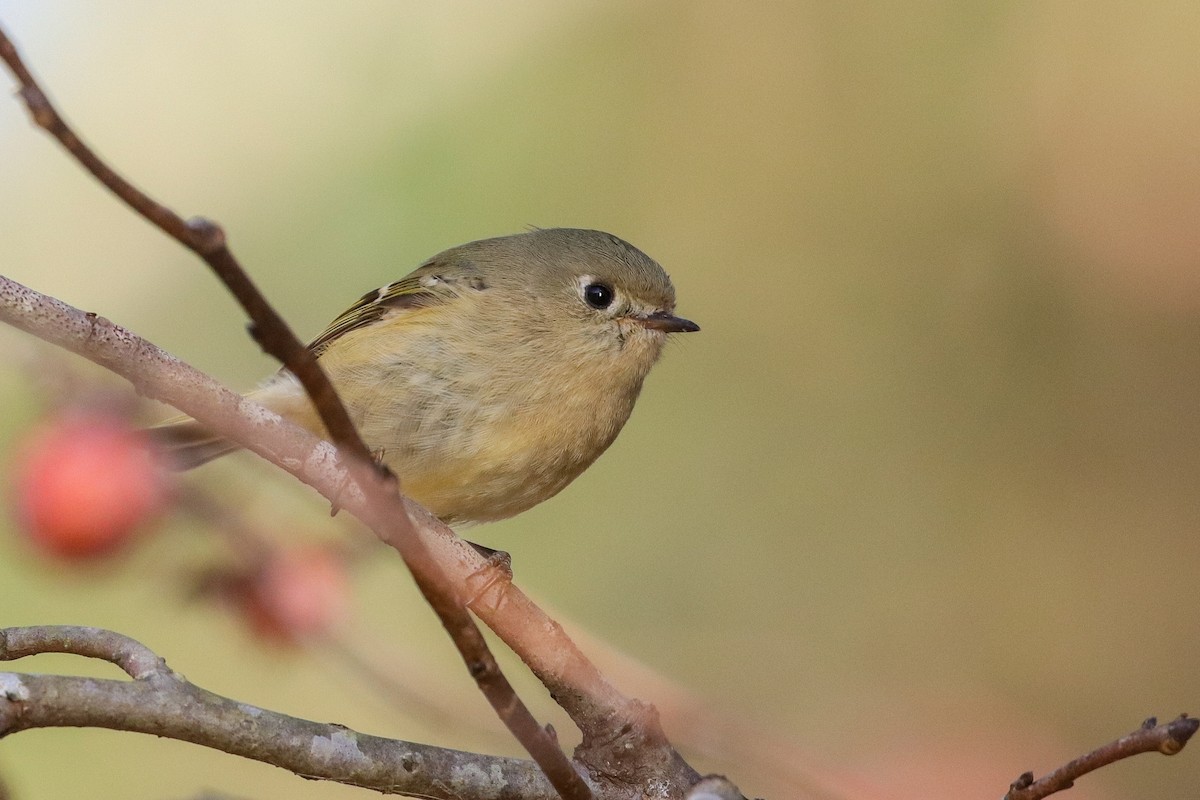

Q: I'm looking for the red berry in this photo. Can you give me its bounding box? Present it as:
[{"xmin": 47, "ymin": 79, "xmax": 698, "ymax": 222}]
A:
[{"xmin": 11, "ymin": 411, "xmax": 172, "ymax": 559}]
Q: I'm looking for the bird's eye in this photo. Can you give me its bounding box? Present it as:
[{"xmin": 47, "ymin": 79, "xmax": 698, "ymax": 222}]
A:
[{"xmin": 583, "ymin": 282, "xmax": 615, "ymax": 310}]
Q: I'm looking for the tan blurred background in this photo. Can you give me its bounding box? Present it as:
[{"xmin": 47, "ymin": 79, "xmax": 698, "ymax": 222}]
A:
[{"xmin": 2, "ymin": 2, "xmax": 1200, "ymax": 798}]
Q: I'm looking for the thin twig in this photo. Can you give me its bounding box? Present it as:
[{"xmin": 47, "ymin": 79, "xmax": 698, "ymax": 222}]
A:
[
  {"xmin": 0, "ymin": 26, "xmax": 368, "ymax": 465},
  {"xmin": 0, "ymin": 25, "xmax": 593, "ymax": 800},
  {"xmin": 1004, "ymin": 715, "xmax": 1200, "ymax": 800}
]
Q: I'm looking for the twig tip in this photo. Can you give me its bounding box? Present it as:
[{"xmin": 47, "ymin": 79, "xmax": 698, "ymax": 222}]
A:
[{"xmin": 1162, "ymin": 714, "xmax": 1199, "ymax": 755}]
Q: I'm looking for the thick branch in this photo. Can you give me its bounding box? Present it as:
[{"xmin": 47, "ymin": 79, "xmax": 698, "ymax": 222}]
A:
[
  {"xmin": 1004, "ymin": 715, "xmax": 1199, "ymax": 800},
  {"xmin": 0, "ymin": 627, "xmax": 583, "ymax": 800}
]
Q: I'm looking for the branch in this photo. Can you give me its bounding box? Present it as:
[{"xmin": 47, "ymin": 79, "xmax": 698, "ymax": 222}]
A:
[
  {"xmin": 0, "ymin": 23, "xmax": 594, "ymax": 800},
  {"xmin": 0, "ymin": 259, "xmax": 697, "ymax": 791},
  {"xmin": 0, "ymin": 626, "xmax": 589, "ymax": 800},
  {"xmin": 1004, "ymin": 715, "xmax": 1199, "ymax": 800}
]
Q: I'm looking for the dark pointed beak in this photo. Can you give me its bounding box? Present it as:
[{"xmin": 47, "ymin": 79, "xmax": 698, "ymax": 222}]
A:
[{"xmin": 635, "ymin": 310, "xmax": 700, "ymax": 333}]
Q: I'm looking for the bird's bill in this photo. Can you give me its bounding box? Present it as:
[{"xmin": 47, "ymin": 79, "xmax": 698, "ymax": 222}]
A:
[{"xmin": 634, "ymin": 310, "xmax": 700, "ymax": 333}]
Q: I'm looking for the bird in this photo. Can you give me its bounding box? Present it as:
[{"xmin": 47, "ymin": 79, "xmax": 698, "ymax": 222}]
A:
[{"xmin": 157, "ymin": 227, "xmax": 699, "ymax": 525}]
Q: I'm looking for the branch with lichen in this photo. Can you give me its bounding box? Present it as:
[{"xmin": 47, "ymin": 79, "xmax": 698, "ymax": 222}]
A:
[{"xmin": 0, "ymin": 626, "xmax": 587, "ymax": 800}]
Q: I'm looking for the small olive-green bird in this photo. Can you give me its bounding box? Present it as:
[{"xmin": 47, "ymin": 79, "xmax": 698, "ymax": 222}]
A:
[{"xmin": 160, "ymin": 228, "xmax": 699, "ymax": 525}]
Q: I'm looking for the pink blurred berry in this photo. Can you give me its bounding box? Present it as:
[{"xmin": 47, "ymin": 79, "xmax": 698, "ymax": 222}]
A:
[
  {"xmin": 242, "ymin": 546, "xmax": 350, "ymax": 645},
  {"xmin": 12, "ymin": 411, "xmax": 173, "ymax": 559}
]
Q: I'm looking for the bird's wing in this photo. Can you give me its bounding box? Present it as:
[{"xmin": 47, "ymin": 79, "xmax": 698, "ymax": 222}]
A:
[{"xmin": 307, "ymin": 263, "xmax": 458, "ymax": 356}]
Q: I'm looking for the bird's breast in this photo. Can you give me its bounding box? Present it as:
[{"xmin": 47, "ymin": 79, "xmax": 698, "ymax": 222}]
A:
[{"xmin": 274, "ymin": 314, "xmax": 660, "ymax": 523}]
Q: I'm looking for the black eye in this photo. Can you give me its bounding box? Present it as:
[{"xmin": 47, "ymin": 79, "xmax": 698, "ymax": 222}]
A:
[{"xmin": 583, "ymin": 282, "xmax": 614, "ymax": 310}]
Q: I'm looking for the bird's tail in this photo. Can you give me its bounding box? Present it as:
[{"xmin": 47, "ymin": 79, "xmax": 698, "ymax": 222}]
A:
[{"xmin": 151, "ymin": 417, "xmax": 242, "ymax": 470}]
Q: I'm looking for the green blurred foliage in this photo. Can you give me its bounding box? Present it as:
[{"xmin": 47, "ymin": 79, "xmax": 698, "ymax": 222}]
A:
[{"xmin": 2, "ymin": 2, "xmax": 1200, "ymax": 799}]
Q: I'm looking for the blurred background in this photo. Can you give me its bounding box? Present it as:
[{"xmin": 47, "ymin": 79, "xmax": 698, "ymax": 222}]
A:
[{"xmin": 2, "ymin": 2, "xmax": 1199, "ymax": 798}]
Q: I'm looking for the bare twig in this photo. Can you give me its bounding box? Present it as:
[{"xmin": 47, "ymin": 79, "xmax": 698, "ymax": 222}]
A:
[
  {"xmin": 1004, "ymin": 715, "xmax": 1199, "ymax": 800},
  {"xmin": 0, "ymin": 26, "xmax": 367, "ymax": 464},
  {"xmin": 0, "ymin": 626, "xmax": 585, "ymax": 800},
  {"xmin": 0, "ymin": 24, "xmax": 593, "ymax": 800}
]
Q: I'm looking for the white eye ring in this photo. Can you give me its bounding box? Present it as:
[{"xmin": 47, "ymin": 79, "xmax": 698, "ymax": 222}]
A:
[{"xmin": 578, "ymin": 275, "xmax": 617, "ymax": 311}]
